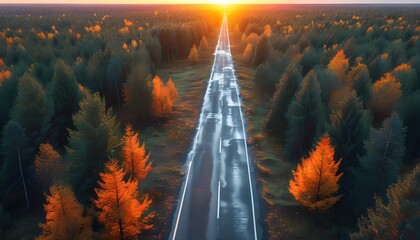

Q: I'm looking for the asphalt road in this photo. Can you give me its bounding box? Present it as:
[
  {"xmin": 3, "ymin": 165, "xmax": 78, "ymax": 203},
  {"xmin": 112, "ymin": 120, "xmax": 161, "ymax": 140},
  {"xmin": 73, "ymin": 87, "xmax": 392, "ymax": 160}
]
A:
[{"xmin": 169, "ymin": 14, "xmax": 259, "ymax": 240}]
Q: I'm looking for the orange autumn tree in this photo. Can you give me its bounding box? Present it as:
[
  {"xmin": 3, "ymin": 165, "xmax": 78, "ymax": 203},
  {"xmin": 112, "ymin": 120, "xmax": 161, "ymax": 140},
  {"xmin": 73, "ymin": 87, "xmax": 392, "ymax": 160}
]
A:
[
  {"xmin": 37, "ymin": 184, "xmax": 92, "ymax": 240},
  {"xmin": 289, "ymin": 134, "xmax": 343, "ymax": 212},
  {"xmin": 328, "ymin": 50, "xmax": 349, "ymax": 82},
  {"xmin": 151, "ymin": 75, "xmax": 178, "ymax": 118},
  {"xmin": 369, "ymin": 72, "xmax": 402, "ymax": 123},
  {"xmin": 122, "ymin": 125, "xmax": 152, "ymax": 180},
  {"xmin": 94, "ymin": 160, "xmax": 154, "ymax": 240}
]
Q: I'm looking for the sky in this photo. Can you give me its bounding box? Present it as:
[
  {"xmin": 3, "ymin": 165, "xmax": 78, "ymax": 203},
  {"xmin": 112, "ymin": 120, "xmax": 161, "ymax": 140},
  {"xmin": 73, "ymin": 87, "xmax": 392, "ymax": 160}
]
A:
[{"xmin": 0, "ymin": 0, "xmax": 419, "ymax": 4}]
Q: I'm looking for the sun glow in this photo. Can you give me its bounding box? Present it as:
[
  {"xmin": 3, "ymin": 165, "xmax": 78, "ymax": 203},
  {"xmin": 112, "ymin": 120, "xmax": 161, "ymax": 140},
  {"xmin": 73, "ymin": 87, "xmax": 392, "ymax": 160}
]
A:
[{"xmin": 210, "ymin": 0, "xmax": 237, "ymax": 5}]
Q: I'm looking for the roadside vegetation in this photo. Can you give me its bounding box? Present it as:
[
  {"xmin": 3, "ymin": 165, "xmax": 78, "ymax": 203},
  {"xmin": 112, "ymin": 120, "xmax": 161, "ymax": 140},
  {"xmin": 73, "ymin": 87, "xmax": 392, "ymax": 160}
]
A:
[
  {"xmin": 229, "ymin": 5, "xmax": 420, "ymax": 239},
  {"xmin": 0, "ymin": 5, "xmax": 220, "ymax": 239}
]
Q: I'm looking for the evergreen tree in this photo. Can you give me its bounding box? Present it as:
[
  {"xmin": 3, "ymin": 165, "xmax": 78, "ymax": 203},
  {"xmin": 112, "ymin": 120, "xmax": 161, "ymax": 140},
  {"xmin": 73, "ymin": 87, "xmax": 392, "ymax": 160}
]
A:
[
  {"xmin": 330, "ymin": 91, "xmax": 372, "ymax": 169},
  {"xmin": 122, "ymin": 64, "xmax": 152, "ymax": 125},
  {"xmin": 289, "ymin": 134, "xmax": 343, "ymax": 212},
  {"xmin": 346, "ymin": 61, "xmax": 372, "ymax": 107},
  {"xmin": 264, "ymin": 63, "xmax": 302, "ymax": 139},
  {"xmin": 94, "ymin": 159, "xmax": 154, "ymax": 239},
  {"xmin": 105, "ymin": 55, "xmax": 124, "ymax": 111},
  {"xmin": 330, "ymin": 91, "xmax": 372, "ymax": 199},
  {"xmin": 314, "ymin": 66, "xmax": 342, "ymax": 107},
  {"xmin": 0, "ymin": 121, "xmax": 32, "ymax": 210},
  {"xmin": 353, "ymin": 114, "xmax": 406, "ymax": 214},
  {"xmin": 66, "ymin": 92, "xmax": 121, "ymax": 202},
  {"xmin": 284, "ymin": 70, "xmax": 325, "ymax": 160},
  {"xmin": 10, "ymin": 72, "xmax": 53, "ymax": 146},
  {"xmin": 398, "ymin": 91, "xmax": 420, "ymax": 163},
  {"xmin": 350, "ymin": 164, "xmax": 420, "ymax": 240},
  {"xmin": 37, "ymin": 184, "xmax": 92, "ymax": 240},
  {"xmin": 391, "ymin": 63, "xmax": 418, "ymax": 97},
  {"xmin": 48, "ymin": 59, "xmax": 84, "ymax": 148},
  {"xmin": 252, "ymin": 31, "xmax": 272, "ymax": 66}
]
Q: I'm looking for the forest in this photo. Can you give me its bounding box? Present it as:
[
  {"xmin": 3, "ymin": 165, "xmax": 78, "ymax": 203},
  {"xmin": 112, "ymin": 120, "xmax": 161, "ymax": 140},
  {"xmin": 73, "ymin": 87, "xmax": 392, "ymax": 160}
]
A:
[
  {"xmin": 228, "ymin": 4, "xmax": 419, "ymax": 239},
  {"xmin": 0, "ymin": 3, "xmax": 419, "ymax": 240},
  {"xmin": 0, "ymin": 5, "xmax": 220, "ymax": 239}
]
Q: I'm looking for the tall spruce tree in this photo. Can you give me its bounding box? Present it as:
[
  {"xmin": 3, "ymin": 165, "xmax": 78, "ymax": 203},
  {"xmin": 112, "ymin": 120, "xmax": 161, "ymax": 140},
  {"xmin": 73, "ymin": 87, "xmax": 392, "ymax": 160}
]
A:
[
  {"xmin": 284, "ymin": 70, "xmax": 325, "ymax": 160},
  {"xmin": 330, "ymin": 91, "xmax": 372, "ymax": 169},
  {"xmin": 398, "ymin": 91, "xmax": 420, "ymax": 163},
  {"xmin": 0, "ymin": 121, "xmax": 32, "ymax": 210},
  {"xmin": 122, "ymin": 64, "xmax": 152, "ymax": 125},
  {"xmin": 10, "ymin": 72, "xmax": 53, "ymax": 146},
  {"xmin": 353, "ymin": 114, "xmax": 406, "ymax": 214},
  {"xmin": 264, "ymin": 63, "xmax": 302, "ymax": 139},
  {"xmin": 66, "ymin": 92, "xmax": 121, "ymax": 202},
  {"xmin": 330, "ymin": 91, "xmax": 372, "ymax": 201},
  {"xmin": 48, "ymin": 59, "xmax": 84, "ymax": 148}
]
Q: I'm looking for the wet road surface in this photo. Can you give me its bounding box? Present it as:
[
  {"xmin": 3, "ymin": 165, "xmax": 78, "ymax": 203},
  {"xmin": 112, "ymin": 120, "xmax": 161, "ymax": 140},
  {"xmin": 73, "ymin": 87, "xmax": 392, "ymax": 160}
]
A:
[{"xmin": 170, "ymin": 14, "xmax": 259, "ymax": 240}]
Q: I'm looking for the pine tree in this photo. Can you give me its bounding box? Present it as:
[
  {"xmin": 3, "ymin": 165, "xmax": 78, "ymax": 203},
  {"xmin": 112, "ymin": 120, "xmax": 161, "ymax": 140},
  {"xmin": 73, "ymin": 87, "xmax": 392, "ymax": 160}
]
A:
[
  {"xmin": 48, "ymin": 59, "xmax": 84, "ymax": 148},
  {"xmin": 0, "ymin": 121, "xmax": 31, "ymax": 209},
  {"xmin": 350, "ymin": 164, "xmax": 419, "ymax": 240},
  {"xmin": 289, "ymin": 134, "xmax": 343, "ymax": 212},
  {"xmin": 66, "ymin": 92, "xmax": 121, "ymax": 202},
  {"xmin": 284, "ymin": 70, "xmax": 325, "ymax": 160},
  {"xmin": 105, "ymin": 55, "xmax": 124, "ymax": 111},
  {"xmin": 391, "ymin": 63, "xmax": 418, "ymax": 97},
  {"xmin": 10, "ymin": 72, "xmax": 53, "ymax": 146},
  {"xmin": 352, "ymin": 114, "xmax": 406, "ymax": 214},
  {"xmin": 398, "ymin": 92, "xmax": 420, "ymax": 162},
  {"xmin": 94, "ymin": 160, "xmax": 154, "ymax": 240},
  {"xmin": 264, "ymin": 63, "xmax": 302, "ymax": 139},
  {"xmin": 369, "ymin": 73, "xmax": 402, "ymax": 124},
  {"xmin": 34, "ymin": 143, "xmax": 65, "ymax": 192},
  {"xmin": 122, "ymin": 64, "xmax": 152, "ymax": 125},
  {"xmin": 346, "ymin": 61, "xmax": 372, "ymax": 107},
  {"xmin": 122, "ymin": 125, "xmax": 152, "ymax": 180},
  {"xmin": 252, "ymin": 32, "xmax": 272, "ymax": 66},
  {"xmin": 330, "ymin": 91, "xmax": 372, "ymax": 199},
  {"xmin": 37, "ymin": 184, "xmax": 92, "ymax": 240},
  {"xmin": 330, "ymin": 91, "xmax": 372, "ymax": 169}
]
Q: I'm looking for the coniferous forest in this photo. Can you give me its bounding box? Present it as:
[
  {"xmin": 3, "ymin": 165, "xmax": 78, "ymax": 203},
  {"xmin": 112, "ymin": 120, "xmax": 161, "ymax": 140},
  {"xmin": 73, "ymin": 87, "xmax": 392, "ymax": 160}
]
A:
[{"xmin": 0, "ymin": 3, "xmax": 419, "ymax": 240}]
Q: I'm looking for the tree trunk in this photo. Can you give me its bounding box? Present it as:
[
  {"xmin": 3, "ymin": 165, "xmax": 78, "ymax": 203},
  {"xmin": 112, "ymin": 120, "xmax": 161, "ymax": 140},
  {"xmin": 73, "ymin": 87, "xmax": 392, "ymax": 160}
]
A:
[{"xmin": 17, "ymin": 148, "xmax": 30, "ymax": 209}]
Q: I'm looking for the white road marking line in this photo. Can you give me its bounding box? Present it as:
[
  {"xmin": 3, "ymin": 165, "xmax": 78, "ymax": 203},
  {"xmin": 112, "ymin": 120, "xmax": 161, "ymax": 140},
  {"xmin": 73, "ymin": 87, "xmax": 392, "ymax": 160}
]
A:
[
  {"xmin": 225, "ymin": 14, "xmax": 258, "ymax": 240},
  {"xmin": 171, "ymin": 12, "xmax": 226, "ymax": 240},
  {"xmin": 217, "ymin": 181, "xmax": 221, "ymax": 219}
]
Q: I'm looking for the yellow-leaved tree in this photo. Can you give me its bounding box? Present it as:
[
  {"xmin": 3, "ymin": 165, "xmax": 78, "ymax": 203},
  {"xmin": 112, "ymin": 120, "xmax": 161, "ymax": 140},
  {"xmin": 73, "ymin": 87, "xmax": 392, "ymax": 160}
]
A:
[
  {"xmin": 37, "ymin": 184, "xmax": 92, "ymax": 240},
  {"xmin": 94, "ymin": 160, "xmax": 154, "ymax": 239},
  {"xmin": 289, "ymin": 134, "xmax": 343, "ymax": 212},
  {"xmin": 122, "ymin": 125, "xmax": 152, "ymax": 180}
]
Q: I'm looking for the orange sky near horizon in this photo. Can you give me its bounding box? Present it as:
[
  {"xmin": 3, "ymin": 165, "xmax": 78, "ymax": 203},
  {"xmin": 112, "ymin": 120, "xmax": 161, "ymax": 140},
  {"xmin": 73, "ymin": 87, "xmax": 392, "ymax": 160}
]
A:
[{"xmin": 0, "ymin": 0, "xmax": 418, "ymax": 4}]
